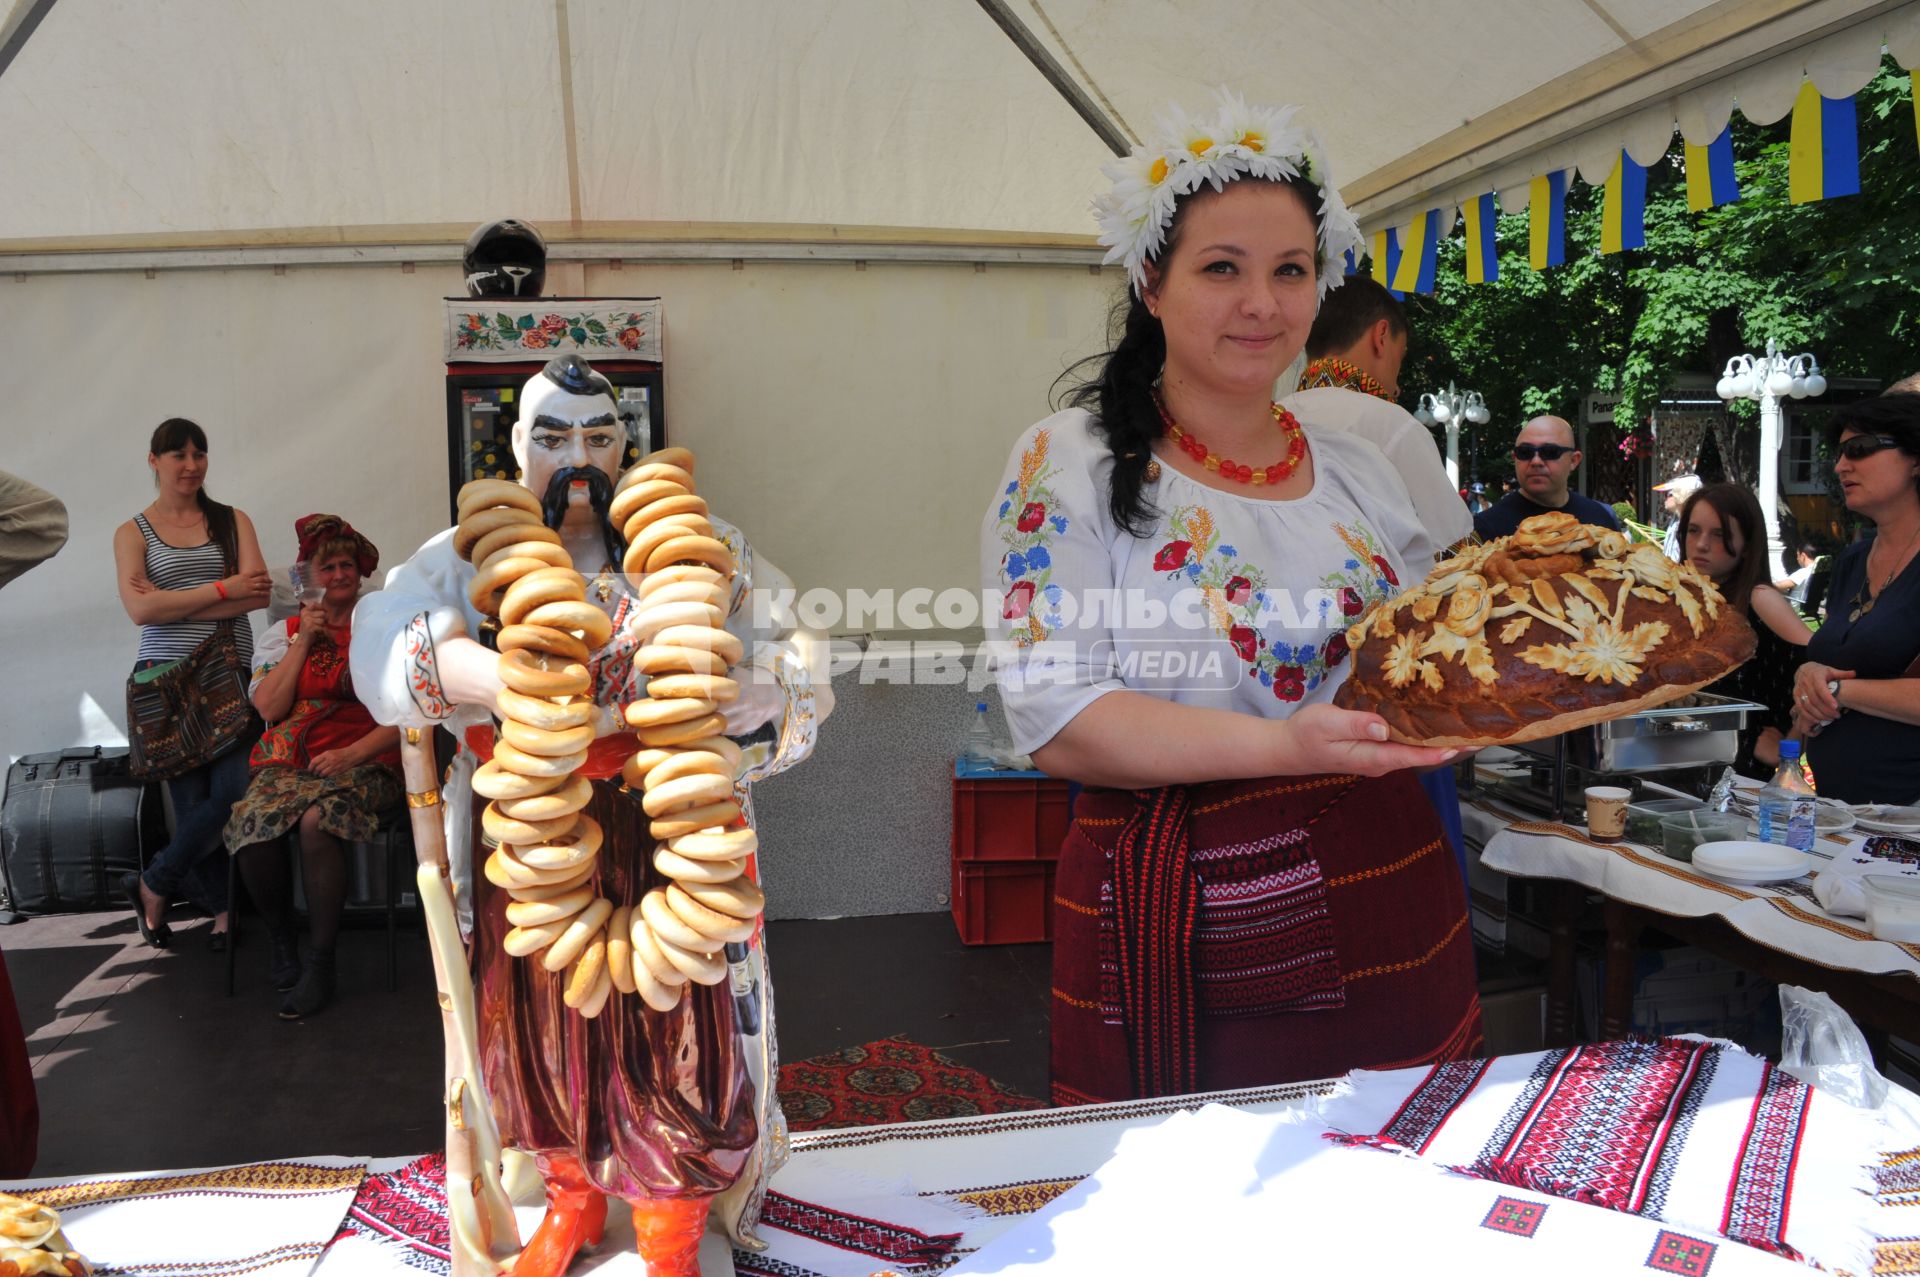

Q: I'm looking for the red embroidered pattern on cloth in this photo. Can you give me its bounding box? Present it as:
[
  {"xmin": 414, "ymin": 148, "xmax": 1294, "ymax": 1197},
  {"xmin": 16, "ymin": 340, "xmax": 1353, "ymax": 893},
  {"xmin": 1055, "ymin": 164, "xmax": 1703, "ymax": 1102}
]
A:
[
  {"xmin": 1096, "ymin": 817, "xmax": 1343, "ymax": 1024},
  {"xmin": 1720, "ymin": 1064, "xmax": 1813, "ymax": 1260},
  {"xmin": 756, "ymin": 1192, "xmax": 962, "ymax": 1266},
  {"xmin": 330, "ymin": 1152, "xmax": 450, "ymax": 1271}
]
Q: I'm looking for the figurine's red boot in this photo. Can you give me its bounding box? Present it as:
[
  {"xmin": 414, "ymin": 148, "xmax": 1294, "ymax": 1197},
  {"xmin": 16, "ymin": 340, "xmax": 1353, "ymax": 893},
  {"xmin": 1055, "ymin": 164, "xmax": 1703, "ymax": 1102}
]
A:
[
  {"xmin": 512, "ymin": 1154, "xmax": 608, "ymax": 1276},
  {"xmin": 628, "ymin": 1195, "xmax": 710, "ymax": 1277}
]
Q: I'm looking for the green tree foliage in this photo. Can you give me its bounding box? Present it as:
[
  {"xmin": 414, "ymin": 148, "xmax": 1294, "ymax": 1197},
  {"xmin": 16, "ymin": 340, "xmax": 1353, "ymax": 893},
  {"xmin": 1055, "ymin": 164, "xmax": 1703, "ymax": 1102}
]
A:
[{"xmin": 1397, "ymin": 64, "xmax": 1920, "ymax": 474}]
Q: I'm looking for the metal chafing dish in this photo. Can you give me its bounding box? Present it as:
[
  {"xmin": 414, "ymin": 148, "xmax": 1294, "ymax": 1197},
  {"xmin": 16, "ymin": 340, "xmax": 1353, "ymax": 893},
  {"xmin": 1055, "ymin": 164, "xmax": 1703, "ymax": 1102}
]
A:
[{"xmin": 1479, "ymin": 692, "xmax": 1765, "ymax": 820}]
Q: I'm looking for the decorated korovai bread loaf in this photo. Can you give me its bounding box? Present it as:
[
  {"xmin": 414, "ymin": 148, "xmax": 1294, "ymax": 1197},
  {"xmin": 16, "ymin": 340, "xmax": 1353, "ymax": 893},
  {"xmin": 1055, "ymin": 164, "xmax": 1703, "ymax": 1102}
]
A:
[{"xmin": 1333, "ymin": 512, "xmax": 1756, "ymax": 747}]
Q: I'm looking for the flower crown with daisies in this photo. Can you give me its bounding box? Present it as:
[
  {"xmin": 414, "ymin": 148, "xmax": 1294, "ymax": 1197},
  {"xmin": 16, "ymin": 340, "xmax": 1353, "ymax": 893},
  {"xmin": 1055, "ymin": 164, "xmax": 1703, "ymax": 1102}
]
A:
[{"xmin": 1094, "ymin": 91, "xmax": 1364, "ymax": 303}]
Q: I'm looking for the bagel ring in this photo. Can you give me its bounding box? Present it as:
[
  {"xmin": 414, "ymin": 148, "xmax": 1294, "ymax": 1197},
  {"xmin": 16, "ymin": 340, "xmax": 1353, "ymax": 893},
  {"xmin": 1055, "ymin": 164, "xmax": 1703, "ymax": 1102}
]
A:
[
  {"xmin": 648, "ymin": 672, "xmax": 739, "ymax": 704},
  {"xmin": 491, "ymin": 738, "xmax": 589, "ymax": 779},
  {"xmin": 497, "ymin": 623, "xmax": 591, "ymax": 665},
  {"xmin": 644, "ymin": 748, "xmax": 733, "ymax": 787},
  {"xmin": 641, "ymin": 772, "xmax": 735, "ymax": 818},
  {"xmin": 499, "ymin": 648, "xmax": 591, "ymax": 698},
  {"xmin": 636, "ymin": 563, "xmax": 726, "ymax": 602},
  {"xmin": 633, "ymin": 600, "xmax": 725, "ymax": 647},
  {"xmin": 500, "ymin": 566, "xmax": 587, "ymax": 627},
  {"xmin": 645, "ymin": 533, "xmax": 735, "ymax": 577},
  {"xmin": 571, "ymin": 948, "xmax": 616, "ymax": 1018},
  {"xmin": 522, "ymin": 599, "xmax": 613, "ymax": 649},
  {"xmin": 609, "ymin": 478, "xmax": 693, "ymax": 532},
  {"xmin": 606, "ymin": 904, "xmax": 637, "ymax": 995},
  {"xmin": 494, "ymin": 774, "xmax": 593, "ymax": 823},
  {"xmin": 643, "ymin": 446, "xmax": 696, "ymax": 474},
  {"xmin": 485, "ymin": 846, "xmax": 591, "ymax": 891},
  {"xmin": 458, "ymin": 478, "xmax": 544, "ymax": 520},
  {"xmin": 615, "ymin": 460, "xmax": 695, "ymax": 495},
  {"xmin": 624, "ymin": 696, "xmax": 718, "ymax": 730},
  {"xmin": 650, "ymin": 797, "xmax": 741, "ymax": 841},
  {"xmin": 505, "ymin": 885, "xmax": 594, "ymax": 927},
  {"xmin": 563, "ymin": 932, "xmax": 611, "ymax": 1009},
  {"xmin": 640, "ymin": 888, "xmax": 711, "ymax": 953},
  {"xmin": 496, "ymin": 686, "xmax": 593, "ymax": 732},
  {"xmin": 667, "ymin": 825, "xmax": 759, "ymax": 861},
  {"xmin": 472, "ymin": 759, "xmax": 567, "ymax": 801},
  {"xmin": 621, "ymin": 747, "xmax": 679, "ymax": 792},
  {"xmin": 652, "ymin": 625, "xmax": 745, "ymax": 665},
  {"xmin": 503, "ymin": 918, "xmax": 569, "ymax": 958},
  {"xmin": 505, "ymin": 869, "xmax": 600, "ymax": 902},
  {"xmin": 636, "ymin": 579, "xmax": 731, "ymax": 613},
  {"xmin": 500, "ymin": 717, "xmax": 597, "ymax": 759},
  {"xmin": 543, "ymin": 896, "xmax": 613, "ymax": 971},
  {"xmin": 629, "ymin": 943, "xmax": 685, "ymax": 1012},
  {"xmin": 469, "ymin": 523, "xmax": 563, "ymax": 573},
  {"xmin": 621, "ymin": 492, "xmax": 709, "ymax": 537},
  {"xmin": 633, "ymin": 644, "xmax": 730, "ymax": 677},
  {"xmin": 455, "ymin": 506, "xmax": 542, "ymax": 559},
  {"xmin": 516, "ymin": 818, "xmax": 605, "ymax": 870},
  {"xmin": 682, "ymin": 874, "xmax": 767, "ymax": 920},
  {"xmin": 653, "ymin": 929, "xmax": 730, "ymax": 986},
  {"xmin": 481, "ymin": 802, "xmax": 578, "ymax": 848},
  {"xmin": 666, "ymin": 883, "xmax": 755, "ymax": 944},
  {"xmin": 630, "ymin": 912, "xmax": 690, "ymax": 987},
  {"xmin": 654, "ymin": 848, "xmax": 747, "ymax": 884},
  {"xmin": 636, "ymin": 713, "xmax": 731, "ymax": 751},
  {"xmin": 469, "ymin": 556, "xmax": 553, "ymax": 613},
  {"xmin": 621, "ymin": 515, "xmax": 715, "ymax": 578},
  {"xmin": 475, "ymin": 536, "xmax": 571, "ymax": 574},
  {"xmin": 677, "ymin": 735, "xmax": 744, "ymax": 774}
]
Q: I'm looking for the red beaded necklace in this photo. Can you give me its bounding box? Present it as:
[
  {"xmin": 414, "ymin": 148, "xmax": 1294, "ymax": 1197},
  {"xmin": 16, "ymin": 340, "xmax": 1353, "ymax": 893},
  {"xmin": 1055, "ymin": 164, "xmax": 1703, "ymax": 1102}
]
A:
[{"xmin": 1153, "ymin": 392, "xmax": 1308, "ymax": 485}]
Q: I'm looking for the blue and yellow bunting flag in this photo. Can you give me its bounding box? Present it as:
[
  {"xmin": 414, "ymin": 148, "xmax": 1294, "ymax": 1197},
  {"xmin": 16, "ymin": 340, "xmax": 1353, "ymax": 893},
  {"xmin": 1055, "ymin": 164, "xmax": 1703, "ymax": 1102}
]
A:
[
  {"xmin": 1789, "ymin": 81, "xmax": 1861, "ymax": 205},
  {"xmin": 1342, "ymin": 246, "xmax": 1358, "ymax": 276},
  {"xmin": 1528, "ymin": 171, "xmax": 1567, "ymax": 271},
  {"xmin": 1683, "ymin": 127, "xmax": 1739, "ymax": 212},
  {"xmin": 1600, "ymin": 152, "xmax": 1647, "ymax": 254},
  {"xmin": 1370, "ymin": 227, "xmax": 1405, "ymax": 299},
  {"xmin": 1390, "ymin": 209, "xmax": 1441, "ymax": 295},
  {"xmin": 1462, "ymin": 192, "xmax": 1498, "ymax": 286}
]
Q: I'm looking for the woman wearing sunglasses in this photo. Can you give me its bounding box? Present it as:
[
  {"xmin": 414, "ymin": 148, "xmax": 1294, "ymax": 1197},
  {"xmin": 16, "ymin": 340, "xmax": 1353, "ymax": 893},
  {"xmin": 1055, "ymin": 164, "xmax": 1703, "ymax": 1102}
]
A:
[
  {"xmin": 1471, "ymin": 416, "xmax": 1623, "ymax": 541},
  {"xmin": 1792, "ymin": 395, "xmax": 1920, "ymax": 803}
]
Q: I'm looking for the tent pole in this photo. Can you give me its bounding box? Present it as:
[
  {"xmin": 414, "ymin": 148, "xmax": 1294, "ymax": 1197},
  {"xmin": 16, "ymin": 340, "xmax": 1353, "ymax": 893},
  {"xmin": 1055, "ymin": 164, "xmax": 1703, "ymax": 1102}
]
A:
[
  {"xmin": 971, "ymin": 0, "xmax": 1130, "ymax": 157},
  {"xmin": 0, "ymin": 0, "xmax": 57, "ymax": 82}
]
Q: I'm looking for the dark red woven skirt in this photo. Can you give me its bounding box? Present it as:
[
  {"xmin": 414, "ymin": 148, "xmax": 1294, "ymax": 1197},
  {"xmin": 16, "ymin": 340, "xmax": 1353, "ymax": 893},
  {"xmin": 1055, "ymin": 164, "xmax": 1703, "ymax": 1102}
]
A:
[{"xmin": 1050, "ymin": 770, "xmax": 1483, "ymax": 1105}]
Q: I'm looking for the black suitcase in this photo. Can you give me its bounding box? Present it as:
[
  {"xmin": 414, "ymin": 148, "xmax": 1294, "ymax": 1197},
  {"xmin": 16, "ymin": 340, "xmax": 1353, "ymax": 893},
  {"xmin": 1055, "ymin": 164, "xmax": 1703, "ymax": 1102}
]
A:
[{"xmin": 0, "ymin": 747, "xmax": 165, "ymax": 919}]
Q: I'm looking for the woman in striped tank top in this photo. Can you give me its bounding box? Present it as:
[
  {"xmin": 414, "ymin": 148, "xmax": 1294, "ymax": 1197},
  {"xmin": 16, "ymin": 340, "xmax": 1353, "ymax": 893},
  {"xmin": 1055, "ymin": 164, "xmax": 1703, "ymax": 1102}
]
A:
[{"xmin": 112, "ymin": 418, "xmax": 273, "ymax": 950}]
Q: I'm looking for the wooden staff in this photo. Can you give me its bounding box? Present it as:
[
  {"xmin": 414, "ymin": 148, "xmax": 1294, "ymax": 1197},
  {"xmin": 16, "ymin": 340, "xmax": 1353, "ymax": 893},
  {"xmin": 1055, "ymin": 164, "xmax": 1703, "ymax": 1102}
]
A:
[{"xmin": 399, "ymin": 726, "xmax": 522, "ymax": 1275}]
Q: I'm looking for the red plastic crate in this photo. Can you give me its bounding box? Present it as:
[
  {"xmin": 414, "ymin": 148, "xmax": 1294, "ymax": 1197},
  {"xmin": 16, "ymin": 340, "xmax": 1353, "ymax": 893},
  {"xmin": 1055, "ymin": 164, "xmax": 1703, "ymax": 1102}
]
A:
[
  {"xmin": 952, "ymin": 776, "xmax": 1073, "ymax": 861},
  {"xmin": 951, "ymin": 859, "xmax": 1057, "ymax": 945}
]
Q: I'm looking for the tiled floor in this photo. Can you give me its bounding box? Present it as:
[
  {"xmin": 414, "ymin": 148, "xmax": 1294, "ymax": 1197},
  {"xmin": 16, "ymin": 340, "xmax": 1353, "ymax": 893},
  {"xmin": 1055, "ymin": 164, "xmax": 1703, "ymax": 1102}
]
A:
[{"xmin": 2, "ymin": 904, "xmax": 1051, "ymax": 1177}]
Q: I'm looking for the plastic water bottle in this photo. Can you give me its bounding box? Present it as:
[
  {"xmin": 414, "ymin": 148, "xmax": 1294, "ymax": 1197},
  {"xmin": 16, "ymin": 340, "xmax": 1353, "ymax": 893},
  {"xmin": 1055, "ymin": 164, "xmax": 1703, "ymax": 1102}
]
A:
[
  {"xmin": 962, "ymin": 702, "xmax": 997, "ymax": 769},
  {"xmin": 1756, "ymin": 740, "xmax": 1817, "ymax": 853}
]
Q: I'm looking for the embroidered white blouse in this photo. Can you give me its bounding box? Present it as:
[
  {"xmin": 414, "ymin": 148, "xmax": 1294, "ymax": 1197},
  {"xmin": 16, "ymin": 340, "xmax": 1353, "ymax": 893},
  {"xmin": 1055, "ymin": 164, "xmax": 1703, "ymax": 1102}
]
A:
[{"xmin": 980, "ymin": 407, "xmax": 1427, "ymax": 756}]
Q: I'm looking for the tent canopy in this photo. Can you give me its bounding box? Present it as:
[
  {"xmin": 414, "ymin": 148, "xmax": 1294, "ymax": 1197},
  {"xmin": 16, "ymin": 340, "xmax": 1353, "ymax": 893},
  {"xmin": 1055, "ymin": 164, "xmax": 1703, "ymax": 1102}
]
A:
[{"xmin": 5, "ymin": 0, "xmax": 1917, "ymax": 267}]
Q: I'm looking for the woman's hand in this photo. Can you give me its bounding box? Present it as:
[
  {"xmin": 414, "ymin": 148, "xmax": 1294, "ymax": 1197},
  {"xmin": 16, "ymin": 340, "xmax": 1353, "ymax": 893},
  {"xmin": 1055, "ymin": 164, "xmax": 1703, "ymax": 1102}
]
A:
[
  {"xmin": 1269, "ymin": 704, "xmax": 1458, "ymax": 778},
  {"xmin": 1792, "ymin": 661, "xmax": 1852, "ymax": 725},
  {"xmin": 225, "ymin": 567, "xmax": 274, "ymax": 602},
  {"xmin": 293, "ymin": 600, "xmax": 328, "ymax": 644},
  {"xmin": 309, "ymin": 748, "xmax": 355, "ymax": 778}
]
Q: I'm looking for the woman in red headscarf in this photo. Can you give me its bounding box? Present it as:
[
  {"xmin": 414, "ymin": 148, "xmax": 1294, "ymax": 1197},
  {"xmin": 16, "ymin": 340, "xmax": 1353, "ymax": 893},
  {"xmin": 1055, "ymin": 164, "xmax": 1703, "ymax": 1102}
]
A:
[{"xmin": 224, "ymin": 514, "xmax": 400, "ymax": 1019}]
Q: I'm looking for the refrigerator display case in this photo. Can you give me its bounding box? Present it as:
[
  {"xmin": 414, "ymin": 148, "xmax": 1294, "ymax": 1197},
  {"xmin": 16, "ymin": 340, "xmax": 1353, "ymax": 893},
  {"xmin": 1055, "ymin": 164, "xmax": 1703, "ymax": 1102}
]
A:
[{"xmin": 441, "ymin": 296, "xmax": 665, "ymax": 522}]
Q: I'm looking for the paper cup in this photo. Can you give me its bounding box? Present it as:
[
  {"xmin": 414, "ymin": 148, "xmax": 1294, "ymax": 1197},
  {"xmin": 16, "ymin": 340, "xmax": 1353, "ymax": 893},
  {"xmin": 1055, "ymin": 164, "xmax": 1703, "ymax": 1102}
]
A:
[{"xmin": 1584, "ymin": 786, "xmax": 1631, "ymax": 842}]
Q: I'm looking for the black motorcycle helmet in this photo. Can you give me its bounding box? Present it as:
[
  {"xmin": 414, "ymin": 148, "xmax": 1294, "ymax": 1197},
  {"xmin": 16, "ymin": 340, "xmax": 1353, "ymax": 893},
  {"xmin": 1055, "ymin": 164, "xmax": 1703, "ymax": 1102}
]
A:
[{"xmin": 463, "ymin": 219, "xmax": 547, "ymax": 298}]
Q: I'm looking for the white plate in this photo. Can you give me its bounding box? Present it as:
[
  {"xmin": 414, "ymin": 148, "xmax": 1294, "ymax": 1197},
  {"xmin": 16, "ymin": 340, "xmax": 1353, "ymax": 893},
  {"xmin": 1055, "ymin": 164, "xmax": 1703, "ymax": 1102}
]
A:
[
  {"xmin": 1816, "ymin": 800, "xmax": 1857, "ymax": 834},
  {"xmin": 1854, "ymin": 806, "xmax": 1920, "ymax": 835},
  {"xmin": 1691, "ymin": 840, "xmax": 1814, "ymax": 884}
]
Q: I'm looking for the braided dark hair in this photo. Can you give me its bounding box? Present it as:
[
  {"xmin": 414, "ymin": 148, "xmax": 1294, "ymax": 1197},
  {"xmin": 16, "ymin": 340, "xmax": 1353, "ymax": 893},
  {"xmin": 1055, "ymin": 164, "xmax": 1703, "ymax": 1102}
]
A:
[{"xmin": 1056, "ymin": 174, "xmax": 1323, "ymax": 538}]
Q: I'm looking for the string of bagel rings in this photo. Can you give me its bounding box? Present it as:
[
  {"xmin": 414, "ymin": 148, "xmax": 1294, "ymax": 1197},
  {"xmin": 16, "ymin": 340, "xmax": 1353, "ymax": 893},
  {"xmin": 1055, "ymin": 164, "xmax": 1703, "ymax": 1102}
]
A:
[{"xmin": 453, "ymin": 448, "xmax": 767, "ymax": 1017}]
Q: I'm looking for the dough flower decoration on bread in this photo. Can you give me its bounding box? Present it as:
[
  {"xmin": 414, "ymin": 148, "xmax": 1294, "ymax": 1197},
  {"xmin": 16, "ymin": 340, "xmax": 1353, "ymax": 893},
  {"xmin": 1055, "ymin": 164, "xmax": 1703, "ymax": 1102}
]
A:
[
  {"xmin": 1334, "ymin": 512, "xmax": 1756, "ymax": 747},
  {"xmin": 0, "ymin": 1191, "xmax": 89, "ymax": 1275}
]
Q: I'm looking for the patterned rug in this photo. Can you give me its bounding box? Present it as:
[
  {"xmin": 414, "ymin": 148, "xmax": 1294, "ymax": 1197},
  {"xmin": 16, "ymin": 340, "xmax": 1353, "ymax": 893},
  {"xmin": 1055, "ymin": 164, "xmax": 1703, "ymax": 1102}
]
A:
[{"xmin": 777, "ymin": 1034, "xmax": 1048, "ymax": 1131}]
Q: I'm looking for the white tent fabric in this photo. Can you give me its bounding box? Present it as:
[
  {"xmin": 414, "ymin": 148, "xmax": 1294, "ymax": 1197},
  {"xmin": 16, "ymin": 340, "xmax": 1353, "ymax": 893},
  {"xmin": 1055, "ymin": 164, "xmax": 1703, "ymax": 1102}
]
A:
[{"xmin": 6, "ymin": 0, "xmax": 1919, "ymax": 258}]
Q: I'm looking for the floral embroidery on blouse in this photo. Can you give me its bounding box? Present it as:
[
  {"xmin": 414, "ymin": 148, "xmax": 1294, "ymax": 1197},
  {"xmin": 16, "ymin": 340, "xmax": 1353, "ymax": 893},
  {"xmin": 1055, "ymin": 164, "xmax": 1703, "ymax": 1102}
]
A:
[
  {"xmin": 996, "ymin": 428, "xmax": 1070, "ymax": 647},
  {"xmin": 1154, "ymin": 505, "xmax": 1402, "ymax": 702}
]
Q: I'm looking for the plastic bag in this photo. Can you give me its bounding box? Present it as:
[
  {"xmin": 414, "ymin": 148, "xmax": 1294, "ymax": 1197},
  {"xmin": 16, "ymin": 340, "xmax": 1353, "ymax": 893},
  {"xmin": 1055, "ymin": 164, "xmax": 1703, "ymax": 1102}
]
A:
[{"xmin": 1778, "ymin": 984, "xmax": 1888, "ymax": 1109}]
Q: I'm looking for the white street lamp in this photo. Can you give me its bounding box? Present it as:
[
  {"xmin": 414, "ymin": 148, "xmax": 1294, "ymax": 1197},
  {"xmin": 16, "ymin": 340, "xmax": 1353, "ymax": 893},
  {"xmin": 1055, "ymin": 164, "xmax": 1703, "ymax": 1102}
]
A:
[
  {"xmin": 1414, "ymin": 383, "xmax": 1491, "ymax": 489},
  {"xmin": 1715, "ymin": 339, "xmax": 1824, "ymax": 569}
]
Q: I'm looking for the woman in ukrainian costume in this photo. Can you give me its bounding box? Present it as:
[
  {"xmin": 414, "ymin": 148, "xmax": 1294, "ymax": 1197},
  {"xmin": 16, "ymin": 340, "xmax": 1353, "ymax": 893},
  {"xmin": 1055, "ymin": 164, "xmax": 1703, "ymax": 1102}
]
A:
[
  {"xmin": 225, "ymin": 514, "xmax": 401, "ymax": 1018},
  {"xmin": 353, "ymin": 356, "xmax": 825, "ymax": 1275},
  {"xmin": 982, "ymin": 93, "xmax": 1483, "ymax": 1105}
]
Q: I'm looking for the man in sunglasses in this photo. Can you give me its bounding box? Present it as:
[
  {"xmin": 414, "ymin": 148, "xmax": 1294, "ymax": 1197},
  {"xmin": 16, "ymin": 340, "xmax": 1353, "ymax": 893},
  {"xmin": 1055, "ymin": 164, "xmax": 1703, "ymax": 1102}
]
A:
[{"xmin": 1472, "ymin": 415, "xmax": 1622, "ymax": 541}]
